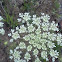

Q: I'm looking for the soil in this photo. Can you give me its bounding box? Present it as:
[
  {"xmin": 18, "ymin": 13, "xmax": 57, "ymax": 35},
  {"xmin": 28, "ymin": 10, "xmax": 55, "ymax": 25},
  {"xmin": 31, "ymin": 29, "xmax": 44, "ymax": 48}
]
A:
[{"xmin": 0, "ymin": 0, "xmax": 62, "ymax": 62}]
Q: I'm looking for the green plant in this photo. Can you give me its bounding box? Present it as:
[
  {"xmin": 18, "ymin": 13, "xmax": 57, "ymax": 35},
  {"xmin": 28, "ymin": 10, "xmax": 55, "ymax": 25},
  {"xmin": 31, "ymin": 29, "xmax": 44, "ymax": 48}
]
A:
[
  {"xmin": 23, "ymin": 0, "xmax": 31, "ymax": 11},
  {"xmin": 23, "ymin": 0, "xmax": 36, "ymax": 11},
  {"xmin": 52, "ymin": 0, "xmax": 60, "ymax": 18},
  {"xmin": 1, "ymin": 0, "xmax": 18, "ymax": 29},
  {"xmin": 54, "ymin": 0, "xmax": 60, "ymax": 9},
  {"xmin": 3, "ymin": 13, "xmax": 18, "ymax": 28},
  {"xmin": 52, "ymin": 8, "xmax": 61, "ymax": 18}
]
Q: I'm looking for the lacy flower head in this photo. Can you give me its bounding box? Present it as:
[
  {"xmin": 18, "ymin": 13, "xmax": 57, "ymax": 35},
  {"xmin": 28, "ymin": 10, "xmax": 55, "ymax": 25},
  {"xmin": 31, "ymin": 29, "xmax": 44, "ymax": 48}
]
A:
[{"xmin": 9, "ymin": 13, "xmax": 62, "ymax": 62}]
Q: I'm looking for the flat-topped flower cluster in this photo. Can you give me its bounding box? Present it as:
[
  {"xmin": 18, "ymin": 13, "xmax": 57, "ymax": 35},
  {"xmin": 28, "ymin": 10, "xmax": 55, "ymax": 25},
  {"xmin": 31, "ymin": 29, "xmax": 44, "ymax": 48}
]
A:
[{"xmin": 0, "ymin": 13, "xmax": 62, "ymax": 62}]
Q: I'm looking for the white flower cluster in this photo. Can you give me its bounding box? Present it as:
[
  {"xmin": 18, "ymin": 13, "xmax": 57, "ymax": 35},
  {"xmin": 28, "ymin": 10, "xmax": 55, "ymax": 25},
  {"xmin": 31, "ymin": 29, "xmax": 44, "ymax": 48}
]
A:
[
  {"xmin": 17, "ymin": 13, "xmax": 31, "ymax": 23},
  {"xmin": 32, "ymin": 15, "xmax": 41, "ymax": 26},
  {"xmin": 41, "ymin": 13, "xmax": 50, "ymax": 22},
  {"xmin": 8, "ymin": 29, "xmax": 20, "ymax": 42},
  {"xmin": 9, "ymin": 13, "xmax": 62, "ymax": 62},
  {"xmin": 35, "ymin": 57, "xmax": 41, "ymax": 62},
  {"xmin": 50, "ymin": 49, "xmax": 59, "ymax": 62},
  {"xmin": 9, "ymin": 41, "xmax": 30, "ymax": 62},
  {"xmin": 57, "ymin": 33, "xmax": 62, "ymax": 46},
  {"xmin": 0, "ymin": 16, "xmax": 5, "ymax": 35},
  {"xmin": 8, "ymin": 25, "xmax": 27, "ymax": 42},
  {"xmin": 41, "ymin": 51, "xmax": 48, "ymax": 61},
  {"xmin": 9, "ymin": 41, "xmax": 41, "ymax": 62},
  {"xmin": 9, "ymin": 49, "xmax": 23, "ymax": 62},
  {"xmin": 24, "ymin": 52, "xmax": 31, "ymax": 61}
]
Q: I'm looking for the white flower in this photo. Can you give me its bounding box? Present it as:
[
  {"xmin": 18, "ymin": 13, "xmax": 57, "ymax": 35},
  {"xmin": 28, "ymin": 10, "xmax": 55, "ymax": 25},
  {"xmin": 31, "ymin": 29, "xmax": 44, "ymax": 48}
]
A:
[
  {"xmin": 27, "ymin": 45, "xmax": 32, "ymax": 51},
  {"xmin": 52, "ymin": 57, "xmax": 55, "ymax": 62},
  {"xmin": 15, "ymin": 46, "xmax": 20, "ymax": 50},
  {"xmin": 0, "ymin": 22, "xmax": 4, "ymax": 27},
  {"xmin": 10, "ymin": 49, "xmax": 22, "ymax": 61},
  {"xmin": 33, "ymin": 49, "xmax": 39, "ymax": 57},
  {"xmin": 36, "ymin": 44, "xmax": 42, "ymax": 49},
  {"xmin": 60, "ymin": 43, "xmax": 62, "ymax": 46},
  {"xmin": 11, "ymin": 29, "xmax": 15, "ymax": 33},
  {"xmin": 23, "ymin": 13, "xmax": 31, "ymax": 21},
  {"xmin": 23, "ymin": 35, "xmax": 30, "ymax": 41},
  {"xmin": 19, "ymin": 42, "xmax": 26, "ymax": 49},
  {"xmin": 33, "ymin": 15, "xmax": 36, "ymax": 18},
  {"xmin": 13, "ymin": 50, "xmax": 21, "ymax": 60},
  {"xmin": 10, "ymin": 49, "xmax": 13, "ymax": 54},
  {"xmin": 49, "ymin": 21, "xmax": 59, "ymax": 31},
  {"xmin": 14, "ymin": 59, "xmax": 20, "ymax": 62},
  {"xmin": 35, "ymin": 27, "xmax": 41, "ymax": 34},
  {"xmin": 16, "ymin": 26, "xmax": 19, "ymax": 30},
  {"xmin": 41, "ymin": 51, "xmax": 48, "ymax": 59},
  {"xmin": 57, "ymin": 34, "xmax": 62, "ymax": 45},
  {"xmin": 12, "ymin": 31, "xmax": 20, "ymax": 40},
  {"xmin": 47, "ymin": 32, "xmax": 56, "ymax": 41},
  {"xmin": 47, "ymin": 41, "xmax": 56, "ymax": 48},
  {"xmin": 41, "ymin": 14, "xmax": 50, "ymax": 22},
  {"xmin": 42, "ymin": 32, "xmax": 48, "ymax": 38},
  {"xmin": 0, "ymin": 16, "xmax": 3, "ymax": 20},
  {"xmin": 42, "ymin": 22, "xmax": 49, "ymax": 31},
  {"xmin": 14, "ymin": 59, "xmax": 25, "ymax": 62},
  {"xmin": 29, "ymin": 39, "xmax": 34, "ymax": 44},
  {"xmin": 19, "ymin": 13, "xmax": 23, "ymax": 17},
  {"xmin": 0, "ymin": 28, "xmax": 5, "ymax": 35},
  {"xmin": 40, "ymin": 39, "xmax": 47, "ymax": 44},
  {"xmin": 9, "ymin": 56, "xmax": 13, "ymax": 59},
  {"xmin": 29, "ymin": 33, "xmax": 35, "ymax": 39},
  {"xmin": 22, "ymin": 20, "xmax": 26, "ymax": 23},
  {"xmin": 10, "ymin": 39, "xmax": 13, "ymax": 42},
  {"xmin": 36, "ymin": 34, "xmax": 41, "ymax": 39},
  {"xmin": 19, "ymin": 25, "xmax": 26, "ymax": 33},
  {"xmin": 32, "ymin": 17, "xmax": 41, "ymax": 26},
  {"xmin": 24, "ymin": 52, "xmax": 31, "ymax": 61},
  {"xmin": 19, "ymin": 13, "xmax": 31, "ymax": 21},
  {"xmin": 35, "ymin": 57, "xmax": 41, "ymax": 62},
  {"xmin": 8, "ymin": 33, "xmax": 11, "ymax": 37},
  {"xmin": 20, "ymin": 59, "xmax": 26, "ymax": 62},
  {"xmin": 41, "ymin": 13, "xmax": 44, "ymax": 15},
  {"xmin": 32, "ymin": 36, "xmax": 40, "ymax": 43},
  {"xmin": 17, "ymin": 18, "xmax": 21, "ymax": 22},
  {"xmin": 41, "ymin": 43, "xmax": 47, "ymax": 50},
  {"xmin": 50, "ymin": 49, "xmax": 59, "ymax": 58},
  {"xmin": 28, "ymin": 24, "xmax": 35, "ymax": 32},
  {"xmin": 26, "ymin": 21, "xmax": 30, "ymax": 26}
]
